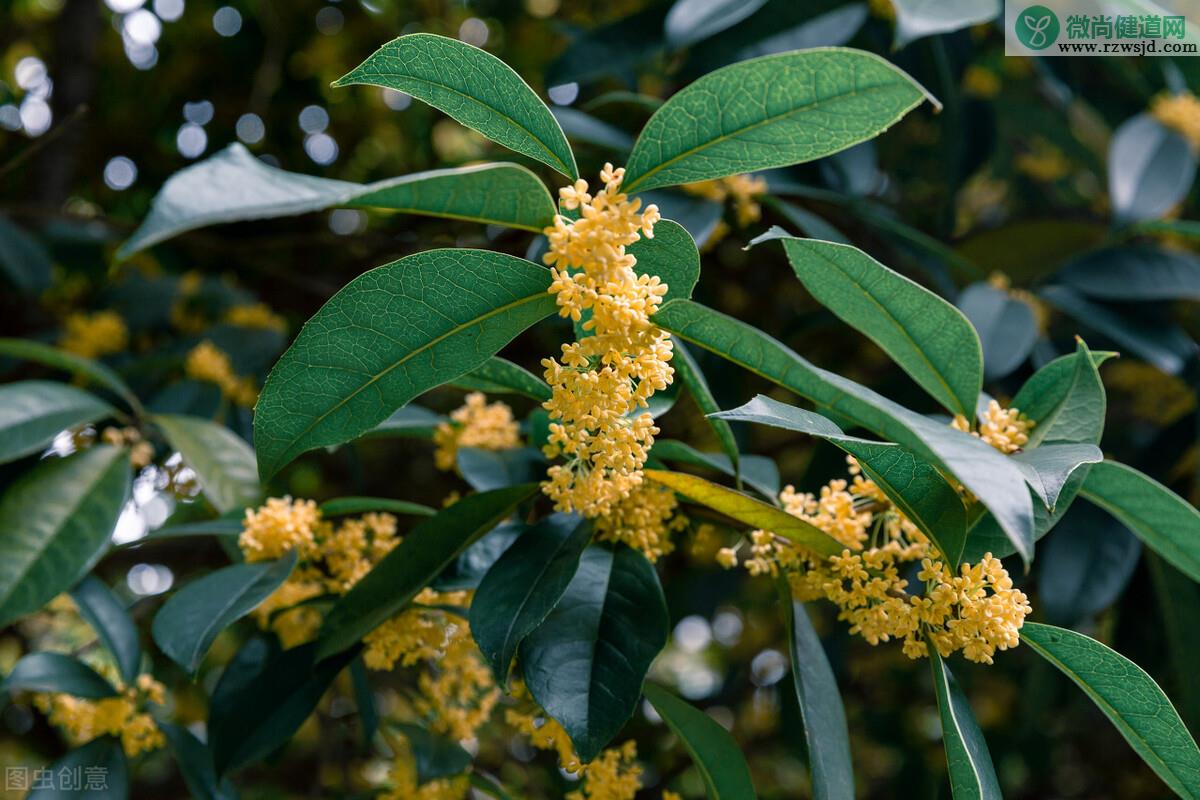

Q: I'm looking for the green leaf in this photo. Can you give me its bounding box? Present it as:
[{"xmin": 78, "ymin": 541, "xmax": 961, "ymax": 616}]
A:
[
  {"xmin": 552, "ymin": 107, "xmax": 635, "ymax": 153},
  {"xmin": 1079, "ymin": 461, "xmax": 1200, "ymax": 583},
  {"xmin": 152, "ymin": 552, "xmax": 297, "ymax": 674},
  {"xmin": 714, "ymin": 395, "xmax": 967, "ymax": 565},
  {"xmin": 470, "ymin": 513, "xmax": 592, "ymax": 681},
  {"xmin": 630, "ymin": 219, "xmax": 701, "ymax": 303},
  {"xmin": 350, "ymin": 657, "xmax": 379, "ymax": 746},
  {"xmin": 520, "ymin": 544, "xmax": 668, "ymax": 762},
  {"xmin": 0, "ymin": 339, "xmax": 142, "ymax": 414},
  {"xmin": 1148, "ymin": 554, "xmax": 1200, "ymax": 733},
  {"xmin": 29, "ymin": 736, "xmax": 128, "ymax": 800},
  {"xmin": 139, "ymin": 517, "xmax": 244, "ymax": 542},
  {"xmin": 650, "ymin": 439, "xmax": 779, "ymax": 501},
  {"xmin": 254, "ymin": 249, "xmax": 557, "ymax": 479},
  {"xmin": 0, "ymin": 381, "xmax": 114, "ymax": 465},
  {"xmin": 665, "ymin": 0, "xmax": 768, "ymax": 48},
  {"xmin": 770, "ymin": 201, "xmax": 851, "ymax": 245},
  {"xmin": 0, "ymin": 446, "xmax": 131, "ymax": 628},
  {"xmin": 645, "ymin": 469, "xmax": 843, "ymax": 556},
  {"xmin": 70, "ymin": 576, "xmax": 141, "ymax": 685},
  {"xmin": 781, "ymin": 591, "xmax": 853, "ymax": 800},
  {"xmin": 656, "ymin": 299, "xmax": 1034, "ymax": 564},
  {"xmin": 435, "ymin": 521, "xmax": 525, "ymax": 592},
  {"xmin": 2, "ymin": 652, "xmax": 118, "ymax": 698},
  {"xmin": 457, "ymin": 447, "xmax": 546, "ymax": 492},
  {"xmin": 1109, "ymin": 113, "xmax": 1198, "ymax": 224},
  {"xmin": 1011, "ymin": 340, "xmax": 1109, "ymax": 447},
  {"xmin": 452, "ymin": 357, "xmax": 550, "ymax": 402},
  {"xmin": 1037, "ymin": 503, "xmax": 1140, "ymax": 627},
  {"xmin": 643, "ymin": 683, "xmax": 757, "ymax": 799},
  {"xmin": 161, "ymin": 722, "xmax": 237, "ymax": 800},
  {"xmin": 318, "ymin": 497, "xmax": 436, "ymax": 517},
  {"xmin": 0, "ymin": 215, "xmax": 51, "ymax": 294},
  {"xmin": 622, "ymin": 48, "xmax": 933, "ymax": 193},
  {"xmin": 209, "ymin": 638, "xmax": 358, "ymax": 775},
  {"xmin": 769, "ymin": 235, "xmax": 982, "ymax": 418},
  {"xmin": 892, "ymin": 0, "xmax": 999, "ymax": 48},
  {"xmin": 392, "ymin": 723, "xmax": 473, "ymax": 783},
  {"xmin": 1010, "ymin": 444, "xmax": 1102, "ymax": 511},
  {"xmin": 334, "ymin": 34, "xmax": 576, "ymax": 178},
  {"xmin": 153, "ymin": 414, "xmax": 261, "ymax": 514},
  {"xmin": 928, "ymin": 646, "xmax": 1002, "ymax": 800},
  {"xmin": 118, "ymin": 144, "xmax": 556, "ymax": 257},
  {"xmin": 956, "ymin": 284, "xmax": 1038, "ymax": 381},
  {"xmin": 362, "ymin": 405, "xmax": 445, "ymax": 440},
  {"xmin": 1021, "ymin": 622, "xmax": 1200, "ymax": 798},
  {"xmin": 672, "ymin": 340, "xmax": 740, "ymax": 475},
  {"xmin": 318, "ymin": 485, "xmax": 538, "ymax": 659},
  {"xmin": 1056, "ymin": 246, "xmax": 1200, "ymax": 302}
]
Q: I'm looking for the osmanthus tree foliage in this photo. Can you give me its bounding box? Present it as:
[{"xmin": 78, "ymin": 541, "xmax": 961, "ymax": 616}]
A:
[{"xmin": 3, "ymin": 29, "xmax": 1200, "ymax": 800}]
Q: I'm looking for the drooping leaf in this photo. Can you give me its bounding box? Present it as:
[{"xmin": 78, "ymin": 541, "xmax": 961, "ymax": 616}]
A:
[
  {"xmin": 0, "ymin": 215, "xmax": 52, "ymax": 294},
  {"xmin": 649, "ymin": 440, "xmax": 779, "ymax": 501},
  {"xmin": 891, "ymin": 0, "xmax": 1000, "ymax": 48},
  {"xmin": 956, "ymin": 283, "xmax": 1038, "ymax": 381},
  {"xmin": 2, "ymin": 652, "xmax": 118, "ymax": 698},
  {"xmin": 1108, "ymin": 113, "xmax": 1198, "ymax": 224},
  {"xmin": 781, "ymin": 591, "xmax": 853, "ymax": 800},
  {"xmin": 153, "ymin": 414, "xmax": 261, "ymax": 514},
  {"xmin": 928, "ymin": 646, "xmax": 1003, "ymax": 800},
  {"xmin": 29, "ymin": 736, "xmax": 128, "ymax": 800},
  {"xmin": 152, "ymin": 552, "xmax": 296, "ymax": 674},
  {"xmin": 665, "ymin": 0, "xmax": 768, "ymax": 48},
  {"xmin": 470, "ymin": 513, "xmax": 592, "ymax": 681},
  {"xmin": 118, "ymin": 144, "xmax": 558, "ymax": 257},
  {"xmin": 1056, "ymin": 246, "xmax": 1200, "ymax": 302},
  {"xmin": 0, "ymin": 381, "xmax": 113, "ymax": 465},
  {"xmin": 1037, "ymin": 502, "xmax": 1141, "ymax": 627},
  {"xmin": 70, "ymin": 576, "xmax": 141, "ymax": 685},
  {"xmin": 1079, "ymin": 461, "xmax": 1200, "ymax": 583},
  {"xmin": 655, "ymin": 299, "xmax": 1034, "ymax": 563},
  {"xmin": 456, "ymin": 447, "xmax": 546, "ymax": 492},
  {"xmin": 0, "ymin": 338, "xmax": 142, "ymax": 413},
  {"xmin": 452, "ymin": 357, "xmax": 550, "ymax": 402},
  {"xmin": 161, "ymin": 722, "xmax": 237, "ymax": 800},
  {"xmin": 1011, "ymin": 340, "xmax": 1109, "ymax": 447},
  {"xmin": 209, "ymin": 638, "xmax": 358, "ymax": 775},
  {"xmin": 520, "ymin": 545, "xmax": 669, "ymax": 762},
  {"xmin": 770, "ymin": 235, "xmax": 982, "ymax": 418},
  {"xmin": 1021, "ymin": 622, "xmax": 1200, "ymax": 798},
  {"xmin": 335, "ymin": 34, "xmax": 576, "ymax": 177},
  {"xmin": 0, "ymin": 446, "xmax": 131, "ymax": 628},
  {"xmin": 670, "ymin": 340, "xmax": 740, "ymax": 474},
  {"xmin": 1010, "ymin": 444, "xmax": 1102, "ymax": 511},
  {"xmin": 254, "ymin": 250, "xmax": 557, "ymax": 479},
  {"xmin": 643, "ymin": 683, "xmax": 758, "ymax": 799},
  {"xmin": 714, "ymin": 396, "xmax": 967, "ymax": 565},
  {"xmin": 622, "ymin": 48, "xmax": 934, "ymax": 193},
  {"xmin": 630, "ymin": 219, "xmax": 701, "ymax": 302},
  {"xmin": 318, "ymin": 497, "xmax": 436, "ymax": 517},
  {"xmin": 645, "ymin": 469, "xmax": 843, "ymax": 556},
  {"xmin": 317, "ymin": 485, "xmax": 538, "ymax": 658}
]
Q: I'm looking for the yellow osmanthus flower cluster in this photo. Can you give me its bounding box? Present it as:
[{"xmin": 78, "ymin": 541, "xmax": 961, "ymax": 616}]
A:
[
  {"xmin": 1014, "ymin": 138, "xmax": 1071, "ymax": 183},
  {"xmin": 952, "ymin": 399, "xmax": 1034, "ymax": 454},
  {"xmin": 594, "ymin": 482, "xmax": 688, "ymax": 563},
  {"xmin": 432, "ymin": 392, "xmax": 522, "ymax": 471},
  {"xmin": 682, "ymin": 173, "xmax": 768, "ymax": 245},
  {"xmin": 34, "ymin": 674, "xmax": 167, "ymax": 756},
  {"xmin": 1151, "ymin": 90, "xmax": 1200, "ymax": 148},
  {"xmin": 60, "ymin": 311, "xmax": 129, "ymax": 359},
  {"xmin": 239, "ymin": 498, "xmax": 499, "ymax": 739},
  {"xmin": 224, "ymin": 302, "xmax": 287, "ymax": 332},
  {"xmin": 185, "ymin": 340, "xmax": 258, "ymax": 407},
  {"xmin": 540, "ymin": 164, "xmax": 672, "ymax": 518},
  {"xmin": 723, "ymin": 457, "xmax": 1032, "ymax": 664}
]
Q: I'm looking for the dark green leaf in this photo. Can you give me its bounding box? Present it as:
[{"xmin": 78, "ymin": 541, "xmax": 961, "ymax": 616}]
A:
[
  {"xmin": 672, "ymin": 340, "xmax": 740, "ymax": 475},
  {"xmin": 1021, "ymin": 622, "xmax": 1200, "ymax": 798},
  {"xmin": 521, "ymin": 545, "xmax": 669, "ymax": 762},
  {"xmin": 1056, "ymin": 246, "xmax": 1200, "ymax": 302},
  {"xmin": 0, "ymin": 447, "xmax": 130, "ymax": 627},
  {"xmin": 1079, "ymin": 460, "xmax": 1200, "ymax": 583},
  {"xmin": 362, "ymin": 405, "xmax": 445, "ymax": 440},
  {"xmin": 1011, "ymin": 444, "xmax": 1102, "ymax": 511},
  {"xmin": 392, "ymin": 723, "xmax": 473, "ymax": 783},
  {"xmin": 318, "ymin": 485, "xmax": 538, "ymax": 658},
  {"xmin": 318, "ymin": 497, "xmax": 436, "ymax": 517},
  {"xmin": 0, "ymin": 215, "xmax": 51, "ymax": 294},
  {"xmin": 0, "ymin": 339, "xmax": 141, "ymax": 414},
  {"xmin": 1012, "ymin": 340, "xmax": 1109, "ymax": 447},
  {"xmin": 2, "ymin": 652, "xmax": 117, "ymax": 698},
  {"xmin": 153, "ymin": 414, "xmax": 260, "ymax": 514},
  {"xmin": 153, "ymin": 553, "xmax": 296, "ymax": 674},
  {"xmin": 1148, "ymin": 555, "xmax": 1200, "ymax": 733},
  {"xmin": 957, "ymin": 284, "xmax": 1038, "ymax": 381},
  {"xmin": 643, "ymin": 683, "xmax": 757, "ymax": 799},
  {"xmin": 629, "ymin": 219, "xmax": 701, "ymax": 303},
  {"xmin": 456, "ymin": 447, "xmax": 546, "ymax": 492},
  {"xmin": 770, "ymin": 201, "xmax": 851, "ymax": 245},
  {"xmin": 928, "ymin": 647, "xmax": 1002, "ymax": 800},
  {"xmin": 160, "ymin": 722, "xmax": 237, "ymax": 800},
  {"xmin": 29, "ymin": 736, "xmax": 128, "ymax": 799},
  {"xmin": 552, "ymin": 108, "xmax": 634, "ymax": 153},
  {"xmin": 781, "ymin": 591, "xmax": 853, "ymax": 800},
  {"xmin": 254, "ymin": 249, "xmax": 556, "ymax": 478},
  {"xmin": 334, "ymin": 34, "xmax": 576, "ymax": 177},
  {"xmin": 623, "ymin": 49, "xmax": 933, "ymax": 193},
  {"xmin": 650, "ymin": 440, "xmax": 779, "ymax": 501},
  {"xmin": 0, "ymin": 381, "xmax": 113, "ymax": 465},
  {"xmin": 119, "ymin": 144, "xmax": 556, "ymax": 257},
  {"xmin": 470, "ymin": 513, "xmax": 592, "ymax": 681},
  {"xmin": 1109, "ymin": 113, "xmax": 1197, "ymax": 224},
  {"xmin": 70, "ymin": 576, "xmax": 140, "ymax": 685},
  {"xmin": 452, "ymin": 357, "xmax": 549, "ymax": 402},
  {"xmin": 350, "ymin": 657, "xmax": 379, "ymax": 746},
  {"xmin": 1037, "ymin": 503, "xmax": 1140, "ymax": 627},
  {"xmin": 140, "ymin": 517, "xmax": 244, "ymax": 542}
]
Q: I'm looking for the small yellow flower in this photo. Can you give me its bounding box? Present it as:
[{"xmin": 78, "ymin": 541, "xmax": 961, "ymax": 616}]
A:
[
  {"xmin": 962, "ymin": 65, "xmax": 1001, "ymax": 98},
  {"xmin": 953, "ymin": 400, "xmax": 1034, "ymax": 454},
  {"xmin": 716, "ymin": 547, "xmax": 739, "ymax": 569},
  {"xmin": 594, "ymin": 482, "xmax": 687, "ymax": 562},
  {"xmin": 682, "ymin": 173, "xmax": 768, "ymax": 231},
  {"xmin": 34, "ymin": 673, "xmax": 167, "ymax": 756},
  {"xmin": 1152, "ymin": 90, "xmax": 1200, "ymax": 148},
  {"xmin": 432, "ymin": 392, "xmax": 521, "ymax": 471},
  {"xmin": 1015, "ymin": 138, "xmax": 1070, "ymax": 183},
  {"xmin": 60, "ymin": 311, "xmax": 128, "ymax": 359},
  {"xmin": 185, "ymin": 340, "xmax": 258, "ymax": 407},
  {"xmin": 224, "ymin": 302, "xmax": 287, "ymax": 333}
]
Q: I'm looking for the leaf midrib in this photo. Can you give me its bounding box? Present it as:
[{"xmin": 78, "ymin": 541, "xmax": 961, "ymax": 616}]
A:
[
  {"xmin": 181, "ymin": 564, "xmax": 281, "ymax": 671},
  {"xmin": 495, "ymin": 525, "xmax": 584, "ymax": 669},
  {"xmin": 932, "ymin": 653, "xmax": 989, "ymax": 795}
]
